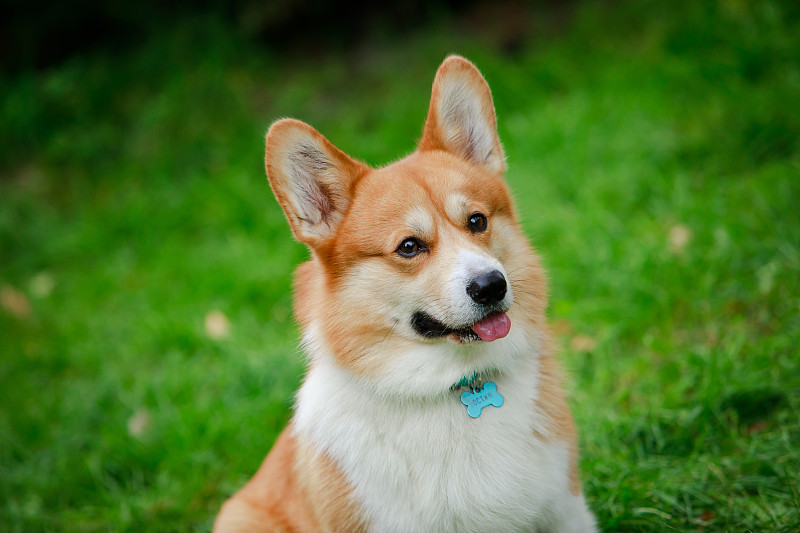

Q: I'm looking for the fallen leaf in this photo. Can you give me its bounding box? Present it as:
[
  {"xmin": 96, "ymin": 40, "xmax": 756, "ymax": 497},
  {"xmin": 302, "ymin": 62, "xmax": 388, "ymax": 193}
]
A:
[
  {"xmin": 745, "ymin": 420, "xmax": 769, "ymax": 435},
  {"xmin": 756, "ymin": 261, "xmax": 778, "ymax": 295},
  {"xmin": 668, "ymin": 224, "xmax": 692, "ymax": 254},
  {"xmin": 704, "ymin": 331, "xmax": 718, "ymax": 347},
  {"xmin": 570, "ymin": 334, "xmax": 597, "ymax": 352},
  {"xmin": 550, "ymin": 319, "xmax": 572, "ymax": 336},
  {"xmin": 1, "ymin": 285, "xmax": 31, "ymax": 319},
  {"xmin": 205, "ymin": 310, "xmax": 230, "ymax": 339},
  {"xmin": 30, "ymin": 272, "xmax": 55, "ymax": 298},
  {"xmin": 127, "ymin": 409, "xmax": 151, "ymax": 437},
  {"xmin": 693, "ymin": 510, "xmax": 716, "ymax": 527}
]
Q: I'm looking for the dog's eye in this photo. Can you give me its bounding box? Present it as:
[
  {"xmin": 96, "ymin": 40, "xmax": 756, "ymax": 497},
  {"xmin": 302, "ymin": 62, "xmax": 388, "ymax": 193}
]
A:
[
  {"xmin": 468, "ymin": 213, "xmax": 488, "ymax": 233},
  {"xmin": 397, "ymin": 238, "xmax": 424, "ymax": 258}
]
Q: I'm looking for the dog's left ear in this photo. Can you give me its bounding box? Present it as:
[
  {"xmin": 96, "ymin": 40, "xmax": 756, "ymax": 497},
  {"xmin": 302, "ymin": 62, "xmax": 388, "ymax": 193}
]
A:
[{"xmin": 419, "ymin": 56, "xmax": 506, "ymax": 174}]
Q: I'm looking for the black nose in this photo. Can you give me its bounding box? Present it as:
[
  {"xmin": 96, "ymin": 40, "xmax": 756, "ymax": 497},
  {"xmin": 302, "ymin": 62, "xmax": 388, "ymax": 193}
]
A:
[{"xmin": 466, "ymin": 270, "xmax": 507, "ymax": 305}]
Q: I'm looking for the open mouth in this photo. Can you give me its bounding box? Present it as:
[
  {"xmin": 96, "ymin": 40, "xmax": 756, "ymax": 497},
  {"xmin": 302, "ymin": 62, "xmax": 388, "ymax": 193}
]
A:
[{"xmin": 411, "ymin": 310, "xmax": 511, "ymax": 344}]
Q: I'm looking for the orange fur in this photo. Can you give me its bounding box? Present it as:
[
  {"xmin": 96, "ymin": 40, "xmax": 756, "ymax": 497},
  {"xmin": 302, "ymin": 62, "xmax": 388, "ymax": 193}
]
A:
[
  {"xmin": 214, "ymin": 428, "xmax": 321, "ymax": 532},
  {"xmin": 214, "ymin": 55, "xmax": 590, "ymax": 532},
  {"xmin": 317, "ymin": 150, "xmax": 523, "ymax": 371},
  {"xmin": 536, "ymin": 338, "xmax": 583, "ymax": 496},
  {"xmin": 294, "ymin": 437, "xmax": 367, "ymax": 532}
]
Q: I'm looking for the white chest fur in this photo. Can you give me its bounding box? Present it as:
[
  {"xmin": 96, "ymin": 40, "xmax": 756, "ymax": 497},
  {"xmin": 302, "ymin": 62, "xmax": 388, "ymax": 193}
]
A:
[{"xmin": 293, "ymin": 347, "xmax": 581, "ymax": 533}]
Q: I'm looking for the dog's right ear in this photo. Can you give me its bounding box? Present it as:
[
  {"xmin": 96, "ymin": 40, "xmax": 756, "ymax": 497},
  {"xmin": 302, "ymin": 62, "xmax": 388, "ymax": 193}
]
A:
[{"xmin": 266, "ymin": 119, "xmax": 369, "ymax": 247}]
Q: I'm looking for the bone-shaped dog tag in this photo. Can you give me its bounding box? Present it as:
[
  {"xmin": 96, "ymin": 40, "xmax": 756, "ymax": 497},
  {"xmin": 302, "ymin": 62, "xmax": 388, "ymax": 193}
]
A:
[{"xmin": 460, "ymin": 382, "xmax": 504, "ymax": 418}]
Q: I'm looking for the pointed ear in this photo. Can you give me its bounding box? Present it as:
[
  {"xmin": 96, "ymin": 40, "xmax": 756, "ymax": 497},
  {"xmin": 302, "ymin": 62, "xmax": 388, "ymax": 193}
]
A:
[
  {"xmin": 265, "ymin": 119, "xmax": 369, "ymax": 247},
  {"xmin": 419, "ymin": 56, "xmax": 506, "ymax": 174}
]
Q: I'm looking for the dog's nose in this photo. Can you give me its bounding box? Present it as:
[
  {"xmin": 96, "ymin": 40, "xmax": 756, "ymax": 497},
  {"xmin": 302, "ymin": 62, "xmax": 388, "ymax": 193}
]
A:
[{"xmin": 466, "ymin": 270, "xmax": 507, "ymax": 305}]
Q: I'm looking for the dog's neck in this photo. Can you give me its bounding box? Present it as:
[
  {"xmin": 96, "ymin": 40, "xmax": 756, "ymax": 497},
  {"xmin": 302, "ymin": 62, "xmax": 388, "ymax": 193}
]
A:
[
  {"xmin": 450, "ymin": 369, "xmax": 499, "ymax": 391},
  {"xmin": 299, "ymin": 320, "xmax": 539, "ymax": 403}
]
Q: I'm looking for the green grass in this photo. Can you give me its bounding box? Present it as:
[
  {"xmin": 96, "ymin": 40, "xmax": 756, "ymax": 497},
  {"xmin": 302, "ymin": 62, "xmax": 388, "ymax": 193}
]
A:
[{"xmin": 2, "ymin": 1, "xmax": 799, "ymax": 531}]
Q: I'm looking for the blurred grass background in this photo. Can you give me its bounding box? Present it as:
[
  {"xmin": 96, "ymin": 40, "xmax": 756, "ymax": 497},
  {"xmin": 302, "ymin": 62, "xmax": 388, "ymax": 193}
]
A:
[{"xmin": 1, "ymin": 0, "xmax": 799, "ymax": 531}]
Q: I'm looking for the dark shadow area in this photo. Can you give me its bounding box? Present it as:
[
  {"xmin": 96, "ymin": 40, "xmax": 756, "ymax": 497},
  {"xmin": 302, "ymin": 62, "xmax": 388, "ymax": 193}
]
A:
[{"xmin": 2, "ymin": 0, "xmax": 570, "ymax": 72}]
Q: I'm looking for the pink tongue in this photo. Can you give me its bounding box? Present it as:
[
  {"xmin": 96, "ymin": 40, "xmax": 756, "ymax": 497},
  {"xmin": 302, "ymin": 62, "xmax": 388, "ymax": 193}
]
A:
[{"xmin": 470, "ymin": 312, "xmax": 511, "ymax": 342}]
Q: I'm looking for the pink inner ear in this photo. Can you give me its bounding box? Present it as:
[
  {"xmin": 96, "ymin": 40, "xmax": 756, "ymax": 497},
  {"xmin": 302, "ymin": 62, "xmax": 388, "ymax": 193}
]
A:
[
  {"xmin": 266, "ymin": 118, "xmax": 370, "ymax": 246},
  {"xmin": 420, "ymin": 65, "xmax": 505, "ymax": 174},
  {"xmin": 303, "ymin": 180, "xmax": 334, "ymax": 224},
  {"xmin": 287, "ymin": 143, "xmax": 339, "ymax": 226}
]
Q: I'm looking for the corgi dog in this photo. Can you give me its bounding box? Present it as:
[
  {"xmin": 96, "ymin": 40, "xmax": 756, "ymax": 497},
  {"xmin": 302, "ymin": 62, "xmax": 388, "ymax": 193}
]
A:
[{"xmin": 214, "ymin": 56, "xmax": 598, "ymax": 533}]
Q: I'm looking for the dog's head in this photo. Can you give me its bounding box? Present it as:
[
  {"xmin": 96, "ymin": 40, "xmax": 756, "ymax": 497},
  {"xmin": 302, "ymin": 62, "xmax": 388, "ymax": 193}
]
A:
[{"xmin": 265, "ymin": 57, "xmax": 547, "ymax": 396}]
